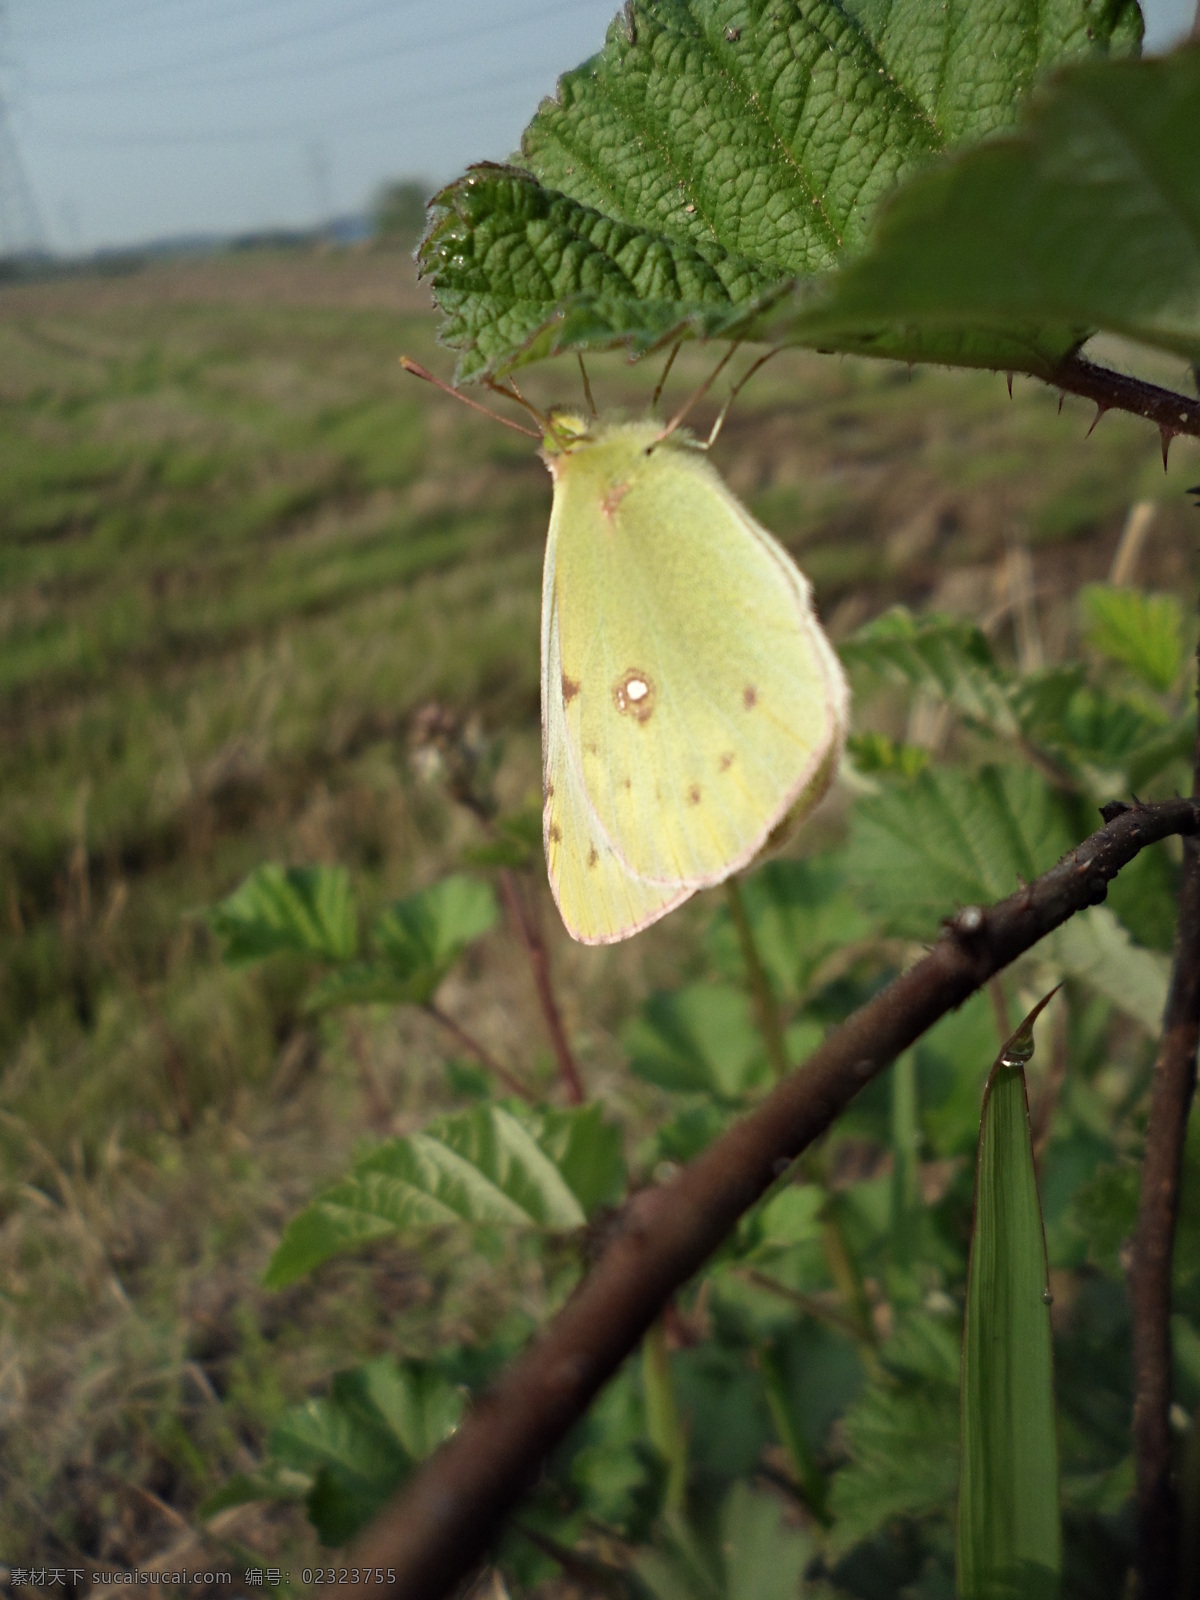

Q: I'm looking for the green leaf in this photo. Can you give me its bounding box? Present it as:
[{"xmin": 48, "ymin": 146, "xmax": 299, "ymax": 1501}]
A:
[
  {"xmin": 958, "ymin": 1011, "xmax": 1061, "ymax": 1600},
  {"xmin": 788, "ymin": 46, "xmax": 1200, "ymax": 371},
  {"xmin": 827, "ymin": 1313, "xmax": 961, "ymax": 1556},
  {"xmin": 632, "ymin": 1481, "xmax": 810, "ymax": 1600},
  {"xmin": 1012, "ymin": 667, "xmax": 1175, "ymax": 796},
  {"xmin": 1049, "ymin": 906, "xmax": 1168, "ymax": 1035},
  {"xmin": 840, "ymin": 608, "xmax": 1016, "ymax": 735},
  {"xmin": 267, "ymin": 1358, "xmax": 463, "ymax": 1546},
  {"xmin": 1082, "ymin": 585, "xmax": 1187, "ymax": 694},
  {"xmin": 306, "ymin": 874, "xmax": 499, "ymax": 1008},
  {"xmin": 210, "ymin": 863, "xmax": 357, "ymax": 965},
  {"xmin": 742, "ymin": 1182, "xmax": 826, "ymax": 1263},
  {"xmin": 420, "ymin": 0, "xmax": 1138, "ymax": 378},
  {"xmin": 623, "ymin": 984, "xmax": 767, "ymax": 1102},
  {"xmin": 846, "ymin": 765, "xmax": 1074, "ymax": 938},
  {"xmin": 524, "ymin": 1102, "xmax": 627, "ymax": 1215},
  {"xmin": 706, "ymin": 858, "xmax": 872, "ymax": 1005},
  {"xmin": 1069, "ymin": 1161, "xmax": 1139, "ymax": 1277},
  {"xmin": 846, "ymin": 730, "xmax": 930, "ymax": 778},
  {"xmin": 373, "ymin": 873, "xmax": 498, "ymax": 989},
  {"xmin": 265, "ymin": 1104, "xmax": 587, "ymax": 1286}
]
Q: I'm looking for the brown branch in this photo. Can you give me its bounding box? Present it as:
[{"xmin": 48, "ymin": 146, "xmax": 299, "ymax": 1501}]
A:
[
  {"xmin": 1129, "ymin": 659, "xmax": 1200, "ymax": 1598},
  {"xmin": 1051, "ymin": 353, "xmax": 1200, "ymax": 459},
  {"xmin": 497, "ymin": 868, "xmax": 586, "ymax": 1104},
  {"xmin": 328, "ymin": 797, "xmax": 1200, "ymax": 1600}
]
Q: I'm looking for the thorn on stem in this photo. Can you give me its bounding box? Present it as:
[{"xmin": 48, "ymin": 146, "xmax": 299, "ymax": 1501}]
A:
[
  {"xmin": 1160, "ymin": 426, "xmax": 1177, "ymax": 471},
  {"xmin": 1087, "ymin": 403, "xmax": 1109, "ymax": 438},
  {"xmin": 1006, "ymin": 372, "xmax": 1014, "ymax": 399},
  {"xmin": 1058, "ymin": 393, "xmax": 1065, "ymax": 415},
  {"xmin": 1100, "ymin": 800, "xmax": 1131, "ymax": 823}
]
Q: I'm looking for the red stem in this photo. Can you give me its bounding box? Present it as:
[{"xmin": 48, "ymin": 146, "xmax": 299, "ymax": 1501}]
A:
[
  {"xmin": 498, "ymin": 869, "xmax": 586, "ymax": 1104},
  {"xmin": 1129, "ymin": 645, "xmax": 1200, "ymax": 1598}
]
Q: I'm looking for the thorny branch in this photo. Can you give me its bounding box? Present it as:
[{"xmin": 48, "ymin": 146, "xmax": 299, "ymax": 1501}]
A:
[
  {"xmin": 324, "ymin": 795, "xmax": 1200, "ymax": 1600},
  {"xmin": 1050, "ymin": 353, "xmax": 1200, "ymax": 464},
  {"xmin": 1130, "ymin": 643, "xmax": 1200, "ymax": 1598}
]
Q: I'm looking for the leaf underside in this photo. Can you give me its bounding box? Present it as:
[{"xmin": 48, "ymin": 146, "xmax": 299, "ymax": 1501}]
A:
[{"xmin": 417, "ymin": 0, "xmax": 1152, "ymax": 380}]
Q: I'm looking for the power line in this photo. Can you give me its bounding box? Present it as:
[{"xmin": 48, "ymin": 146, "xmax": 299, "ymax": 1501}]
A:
[
  {"xmin": 31, "ymin": 59, "xmax": 563, "ymax": 148},
  {"xmin": 18, "ymin": 0, "xmax": 340, "ymax": 44},
  {"xmin": 27, "ymin": 0, "xmax": 575, "ymax": 97},
  {"xmin": 25, "ymin": 0, "xmax": 425, "ymax": 93}
]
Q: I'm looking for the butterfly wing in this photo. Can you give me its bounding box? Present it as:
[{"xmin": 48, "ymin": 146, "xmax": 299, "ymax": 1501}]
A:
[
  {"xmin": 549, "ymin": 422, "xmax": 847, "ymax": 890},
  {"xmin": 541, "ymin": 510, "xmax": 693, "ymax": 944}
]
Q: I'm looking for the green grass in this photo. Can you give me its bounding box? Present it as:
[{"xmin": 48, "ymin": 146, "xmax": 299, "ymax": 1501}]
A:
[{"xmin": 0, "ymin": 245, "xmax": 1197, "ymax": 1576}]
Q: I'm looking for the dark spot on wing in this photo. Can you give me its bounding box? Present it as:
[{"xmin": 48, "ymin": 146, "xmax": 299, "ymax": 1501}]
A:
[
  {"xmin": 562, "ymin": 674, "xmax": 580, "ymax": 704},
  {"xmin": 687, "ymin": 785, "xmax": 701, "ymax": 806},
  {"xmin": 548, "ymin": 824, "xmax": 562, "ymax": 843},
  {"xmin": 743, "ymin": 685, "xmax": 758, "ymax": 709},
  {"xmin": 718, "ymin": 752, "xmax": 735, "ymax": 771},
  {"xmin": 587, "ymin": 846, "xmax": 599, "ymax": 869},
  {"xmin": 613, "ymin": 668, "xmax": 656, "ymax": 722},
  {"xmin": 546, "ymin": 780, "xmax": 555, "ymax": 799},
  {"xmin": 622, "ymin": 776, "xmax": 632, "ymax": 791}
]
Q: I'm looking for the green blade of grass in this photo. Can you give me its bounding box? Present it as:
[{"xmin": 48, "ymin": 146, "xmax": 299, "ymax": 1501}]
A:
[{"xmin": 958, "ymin": 991, "xmax": 1062, "ymax": 1600}]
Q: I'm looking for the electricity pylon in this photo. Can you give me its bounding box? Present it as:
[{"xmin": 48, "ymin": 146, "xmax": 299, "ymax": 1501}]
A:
[{"xmin": 0, "ymin": 3, "xmax": 46, "ymax": 257}]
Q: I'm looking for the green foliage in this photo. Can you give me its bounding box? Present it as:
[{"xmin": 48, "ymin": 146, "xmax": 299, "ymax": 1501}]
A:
[
  {"xmin": 846, "ymin": 764, "xmax": 1073, "ymax": 936},
  {"xmin": 210, "ymin": 863, "xmax": 358, "ymax": 965},
  {"xmin": 419, "ymin": 0, "xmax": 1142, "ymax": 379},
  {"xmin": 264, "ymin": 1102, "xmax": 612, "ymax": 1286},
  {"xmin": 271, "ymin": 1358, "xmax": 463, "ymax": 1545},
  {"xmin": 308, "ymin": 873, "xmax": 498, "ymax": 1008},
  {"xmin": 632, "ymin": 1480, "xmax": 811, "ymax": 1600},
  {"xmin": 1082, "ymin": 585, "xmax": 1187, "ymax": 694},
  {"xmin": 792, "ymin": 48, "xmax": 1200, "ymax": 370},
  {"xmin": 840, "ymin": 608, "xmax": 1015, "ymax": 736},
  {"xmin": 958, "ymin": 1015, "xmax": 1060, "ymax": 1599},
  {"xmin": 624, "ymin": 985, "xmax": 768, "ymax": 1102},
  {"xmin": 706, "ymin": 859, "xmax": 871, "ymax": 1006},
  {"xmin": 828, "ymin": 1316, "xmax": 961, "ymax": 1557}
]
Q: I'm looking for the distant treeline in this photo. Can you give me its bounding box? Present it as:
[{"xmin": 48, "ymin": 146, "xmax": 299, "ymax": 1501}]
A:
[{"xmin": 0, "ymin": 176, "xmax": 433, "ymax": 282}]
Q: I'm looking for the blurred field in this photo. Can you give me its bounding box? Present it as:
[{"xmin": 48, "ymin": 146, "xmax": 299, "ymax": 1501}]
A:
[{"xmin": 0, "ymin": 241, "xmax": 1197, "ymax": 1577}]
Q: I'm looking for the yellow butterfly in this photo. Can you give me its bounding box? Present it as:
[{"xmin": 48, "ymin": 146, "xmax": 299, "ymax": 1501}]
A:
[{"xmin": 540, "ymin": 413, "xmax": 848, "ymax": 944}]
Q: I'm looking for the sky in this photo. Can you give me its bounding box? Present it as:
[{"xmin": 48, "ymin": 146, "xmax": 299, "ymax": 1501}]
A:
[{"xmin": 1, "ymin": 0, "xmax": 1195, "ymax": 255}]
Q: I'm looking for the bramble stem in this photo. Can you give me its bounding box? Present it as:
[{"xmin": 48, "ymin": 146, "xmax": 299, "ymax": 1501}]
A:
[
  {"xmin": 422, "ymin": 1001, "xmax": 533, "ymax": 1102},
  {"xmin": 325, "ymin": 796, "xmax": 1200, "ymax": 1600},
  {"xmin": 498, "ymin": 869, "xmax": 586, "ymax": 1104},
  {"xmin": 1129, "ymin": 640, "xmax": 1200, "ymax": 1598},
  {"xmin": 725, "ymin": 876, "xmax": 789, "ymax": 1082},
  {"xmin": 1050, "ymin": 353, "xmax": 1200, "ymax": 457}
]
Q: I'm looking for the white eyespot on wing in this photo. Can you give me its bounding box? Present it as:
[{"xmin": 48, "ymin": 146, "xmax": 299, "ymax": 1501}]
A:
[{"xmin": 542, "ymin": 593, "xmax": 689, "ymax": 943}]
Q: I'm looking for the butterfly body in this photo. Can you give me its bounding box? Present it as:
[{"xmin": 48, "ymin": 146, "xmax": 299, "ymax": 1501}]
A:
[{"xmin": 541, "ymin": 415, "xmax": 847, "ymax": 944}]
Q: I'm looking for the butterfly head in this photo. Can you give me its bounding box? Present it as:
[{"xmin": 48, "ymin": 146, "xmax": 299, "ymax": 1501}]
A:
[{"xmin": 540, "ymin": 410, "xmax": 594, "ymax": 458}]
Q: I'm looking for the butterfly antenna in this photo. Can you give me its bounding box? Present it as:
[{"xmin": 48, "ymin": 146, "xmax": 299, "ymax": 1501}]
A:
[
  {"xmin": 651, "ymin": 340, "xmax": 682, "ymax": 411},
  {"xmin": 485, "ymin": 375, "xmax": 553, "ymax": 433},
  {"xmin": 701, "ymin": 348, "xmax": 780, "ymax": 451},
  {"xmin": 577, "ymin": 354, "xmax": 598, "ymax": 418},
  {"xmin": 399, "ymin": 357, "xmax": 540, "ymax": 438},
  {"xmin": 649, "ymin": 344, "xmax": 738, "ymax": 448}
]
